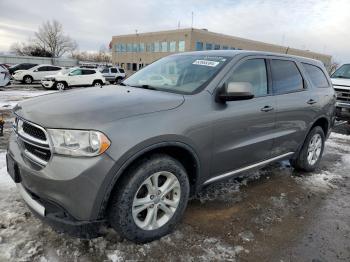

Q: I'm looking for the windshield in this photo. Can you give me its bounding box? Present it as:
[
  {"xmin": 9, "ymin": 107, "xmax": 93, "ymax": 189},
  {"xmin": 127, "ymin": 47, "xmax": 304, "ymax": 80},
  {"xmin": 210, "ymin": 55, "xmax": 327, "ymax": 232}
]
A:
[
  {"xmin": 331, "ymin": 64, "xmax": 350, "ymax": 79},
  {"xmin": 123, "ymin": 55, "xmax": 230, "ymax": 94}
]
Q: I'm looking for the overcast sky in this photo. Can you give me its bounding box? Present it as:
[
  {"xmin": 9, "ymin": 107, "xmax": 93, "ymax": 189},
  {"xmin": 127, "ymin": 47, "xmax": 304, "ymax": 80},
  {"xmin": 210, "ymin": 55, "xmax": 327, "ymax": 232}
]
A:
[{"xmin": 0, "ymin": 0, "xmax": 349, "ymax": 63}]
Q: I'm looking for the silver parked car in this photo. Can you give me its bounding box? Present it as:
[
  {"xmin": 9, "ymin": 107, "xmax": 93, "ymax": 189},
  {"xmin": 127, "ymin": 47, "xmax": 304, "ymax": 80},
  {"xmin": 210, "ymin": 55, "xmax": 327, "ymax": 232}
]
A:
[{"xmin": 7, "ymin": 51, "xmax": 336, "ymax": 243}]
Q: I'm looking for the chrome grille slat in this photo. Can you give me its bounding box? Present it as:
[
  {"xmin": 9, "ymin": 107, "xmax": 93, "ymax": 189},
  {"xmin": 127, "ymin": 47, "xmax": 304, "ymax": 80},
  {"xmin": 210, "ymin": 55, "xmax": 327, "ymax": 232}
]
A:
[
  {"xmin": 14, "ymin": 117, "xmax": 51, "ymax": 166},
  {"xmin": 334, "ymin": 88, "xmax": 350, "ymax": 102}
]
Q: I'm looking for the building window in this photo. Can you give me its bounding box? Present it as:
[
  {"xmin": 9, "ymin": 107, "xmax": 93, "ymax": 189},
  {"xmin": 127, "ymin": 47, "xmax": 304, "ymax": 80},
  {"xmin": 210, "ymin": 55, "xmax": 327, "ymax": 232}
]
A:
[
  {"xmin": 196, "ymin": 41, "xmax": 204, "ymax": 51},
  {"xmin": 214, "ymin": 44, "xmax": 220, "ymax": 50},
  {"xmin": 178, "ymin": 40, "xmax": 185, "ymax": 52},
  {"xmin": 222, "ymin": 46, "xmax": 228, "ymax": 50},
  {"xmin": 169, "ymin": 41, "xmax": 176, "ymax": 52},
  {"xmin": 127, "ymin": 43, "xmax": 132, "ymax": 52},
  {"xmin": 121, "ymin": 43, "xmax": 126, "ymax": 52},
  {"xmin": 230, "ymin": 47, "xmax": 235, "ymax": 50},
  {"xmin": 161, "ymin": 41, "xmax": 168, "ymax": 52},
  {"xmin": 132, "ymin": 63, "xmax": 137, "ymax": 71},
  {"xmin": 154, "ymin": 42, "xmax": 160, "ymax": 52},
  {"xmin": 139, "ymin": 43, "xmax": 145, "ymax": 52},
  {"xmin": 132, "ymin": 43, "xmax": 138, "ymax": 52},
  {"xmin": 127, "ymin": 63, "xmax": 131, "ymax": 70},
  {"xmin": 205, "ymin": 43, "xmax": 213, "ymax": 50}
]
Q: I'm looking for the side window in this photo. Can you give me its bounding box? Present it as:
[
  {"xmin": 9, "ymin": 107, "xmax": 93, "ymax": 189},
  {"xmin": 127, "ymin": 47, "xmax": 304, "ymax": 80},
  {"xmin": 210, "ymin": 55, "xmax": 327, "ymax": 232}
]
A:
[
  {"xmin": 102, "ymin": 68, "xmax": 109, "ymax": 73},
  {"xmin": 227, "ymin": 59, "xmax": 268, "ymax": 97},
  {"xmin": 302, "ymin": 63, "xmax": 329, "ymax": 88},
  {"xmin": 70, "ymin": 69, "xmax": 82, "ymax": 76},
  {"xmin": 51, "ymin": 66, "xmax": 61, "ymax": 71},
  {"xmin": 82, "ymin": 69, "xmax": 95, "ymax": 75},
  {"xmin": 111, "ymin": 68, "xmax": 118, "ymax": 73},
  {"xmin": 271, "ymin": 60, "xmax": 304, "ymax": 94},
  {"xmin": 37, "ymin": 66, "xmax": 48, "ymax": 72},
  {"xmin": 119, "ymin": 68, "xmax": 125, "ymax": 73}
]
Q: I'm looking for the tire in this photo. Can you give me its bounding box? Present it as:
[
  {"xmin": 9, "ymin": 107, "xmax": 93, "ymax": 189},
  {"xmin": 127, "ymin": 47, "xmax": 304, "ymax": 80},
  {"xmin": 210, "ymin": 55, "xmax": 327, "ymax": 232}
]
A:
[
  {"xmin": 108, "ymin": 154, "xmax": 190, "ymax": 243},
  {"xmin": 55, "ymin": 81, "xmax": 67, "ymax": 91},
  {"xmin": 291, "ymin": 126, "xmax": 325, "ymax": 172},
  {"xmin": 23, "ymin": 75, "xmax": 33, "ymax": 84},
  {"xmin": 114, "ymin": 77, "xmax": 122, "ymax": 85},
  {"xmin": 93, "ymin": 80, "xmax": 103, "ymax": 87}
]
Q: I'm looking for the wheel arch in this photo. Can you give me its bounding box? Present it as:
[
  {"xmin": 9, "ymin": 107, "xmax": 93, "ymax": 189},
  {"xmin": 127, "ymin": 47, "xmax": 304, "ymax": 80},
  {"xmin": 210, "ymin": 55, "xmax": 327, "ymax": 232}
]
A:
[{"xmin": 97, "ymin": 141, "xmax": 201, "ymax": 219}]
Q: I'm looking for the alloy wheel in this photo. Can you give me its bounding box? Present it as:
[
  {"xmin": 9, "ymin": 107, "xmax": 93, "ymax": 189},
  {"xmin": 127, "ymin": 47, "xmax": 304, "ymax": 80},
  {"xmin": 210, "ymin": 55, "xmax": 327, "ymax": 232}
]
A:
[
  {"xmin": 307, "ymin": 133, "xmax": 322, "ymax": 166},
  {"xmin": 132, "ymin": 171, "xmax": 181, "ymax": 230}
]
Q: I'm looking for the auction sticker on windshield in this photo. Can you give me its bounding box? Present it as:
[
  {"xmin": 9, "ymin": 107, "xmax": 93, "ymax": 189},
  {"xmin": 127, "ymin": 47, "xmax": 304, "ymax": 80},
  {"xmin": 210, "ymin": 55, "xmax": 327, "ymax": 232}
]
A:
[{"xmin": 193, "ymin": 60, "xmax": 220, "ymax": 67}]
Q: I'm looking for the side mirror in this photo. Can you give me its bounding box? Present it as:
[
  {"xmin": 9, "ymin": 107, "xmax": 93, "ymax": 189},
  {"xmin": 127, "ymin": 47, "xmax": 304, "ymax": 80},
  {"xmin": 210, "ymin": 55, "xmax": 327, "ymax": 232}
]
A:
[
  {"xmin": 33, "ymin": 69, "xmax": 38, "ymax": 72},
  {"xmin": 217, "ymin": 82, "xmax": 254, "ymax": 102}
]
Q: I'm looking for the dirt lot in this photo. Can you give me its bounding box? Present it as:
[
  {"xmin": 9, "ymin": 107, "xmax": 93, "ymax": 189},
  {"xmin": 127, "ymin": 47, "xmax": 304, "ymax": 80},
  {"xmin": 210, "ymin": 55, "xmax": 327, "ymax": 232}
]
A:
[{"xmin": 0, "ymin": 84, "xmax": 349, "ymax": 261}]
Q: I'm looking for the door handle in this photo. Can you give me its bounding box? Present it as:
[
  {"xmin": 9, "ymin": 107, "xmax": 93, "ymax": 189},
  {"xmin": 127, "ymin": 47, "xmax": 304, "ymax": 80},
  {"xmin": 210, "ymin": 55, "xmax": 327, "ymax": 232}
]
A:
[
  {"xmin": 307, "ymin": 99, "xmax": 317, "ymax": 105},
  {"xmin": 261, "ymin": 105, "xmax": 274, "ymax": 112}
]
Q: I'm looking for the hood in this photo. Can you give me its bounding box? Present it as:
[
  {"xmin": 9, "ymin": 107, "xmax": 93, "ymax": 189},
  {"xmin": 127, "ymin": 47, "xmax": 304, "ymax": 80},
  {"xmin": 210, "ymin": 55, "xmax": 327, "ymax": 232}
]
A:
[
  {"xmin": 331, "ymin": 78, "xmax": 350, "ymax": 87},
  {"xmin": 13, "ymin": 69, "xmax": 27, "ymax": 75},
  {"xmin": 14, "ymin": 85, "xmax": 184, "ymax": 129}
]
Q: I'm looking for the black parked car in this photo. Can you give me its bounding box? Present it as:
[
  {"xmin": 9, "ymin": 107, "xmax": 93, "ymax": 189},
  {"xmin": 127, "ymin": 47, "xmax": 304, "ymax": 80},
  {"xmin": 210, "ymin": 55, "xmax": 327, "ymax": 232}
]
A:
[{"xmin": 8, "ymin": 63, "xmax": 38, "ymax": 75}]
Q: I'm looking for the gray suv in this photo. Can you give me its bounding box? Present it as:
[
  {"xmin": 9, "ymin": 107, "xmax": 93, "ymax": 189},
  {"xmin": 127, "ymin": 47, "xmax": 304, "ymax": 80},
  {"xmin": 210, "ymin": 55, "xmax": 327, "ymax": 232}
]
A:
[{"xmin": 6, "ymin": 51, "xmax": 336, "ymax": 243}]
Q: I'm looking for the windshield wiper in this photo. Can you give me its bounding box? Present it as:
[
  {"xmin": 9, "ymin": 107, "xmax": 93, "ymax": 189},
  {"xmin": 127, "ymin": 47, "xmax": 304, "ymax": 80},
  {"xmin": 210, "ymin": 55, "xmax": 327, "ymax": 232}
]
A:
[{"xmin": 128, "ymin": 84, "xmax": 158, "ymax": 90}]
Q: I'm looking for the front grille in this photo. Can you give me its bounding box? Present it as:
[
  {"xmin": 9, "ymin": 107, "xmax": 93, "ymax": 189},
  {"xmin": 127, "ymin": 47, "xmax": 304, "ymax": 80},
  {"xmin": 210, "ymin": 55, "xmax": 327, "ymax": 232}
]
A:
[
  {"xmin": 334, "ymin": 88, "xmax": 350, "ymax": 102},
  {"xmin": 22, "ymin": 121, "xmax": 47, "ymax": 141},
  {"xmin": 23, "ymin": 142, "xmax": 51, "ymax": 162},
  {"xmin": 15, "ymin": 117, "xmax": 51, "ymax": 166}
]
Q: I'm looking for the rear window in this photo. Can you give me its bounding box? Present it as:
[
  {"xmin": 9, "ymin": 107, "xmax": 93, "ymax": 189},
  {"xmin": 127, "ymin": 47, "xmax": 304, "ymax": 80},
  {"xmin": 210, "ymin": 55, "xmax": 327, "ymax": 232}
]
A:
[
  {"xmin": 271, "ymin": 60, "xmax": 304, "ymax": 95},
  {"xmin": 111, "ymin": 68, "xmax": 118, "ymax": 73},
  {"xmin": 47, "ymin": 66, "xmax": 61, "ymax": 71},
  {"xmin": 302, "ymin": 63, "xmax": 329, "ymax": 88}
]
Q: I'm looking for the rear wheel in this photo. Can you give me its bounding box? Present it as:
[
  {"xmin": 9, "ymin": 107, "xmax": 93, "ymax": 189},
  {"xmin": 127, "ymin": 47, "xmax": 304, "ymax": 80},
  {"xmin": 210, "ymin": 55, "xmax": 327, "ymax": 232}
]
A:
[
  {"xmin": 114, "ymin": 77, "xmax": 122, "ymax": 85},
  {"xmin": 291, "ymin": 126, "xmax": 325, "ymax": 172},
  {"xmin": 55, "ymin": 81, "xmax": 67, "ymax": 91},
  {"xmin": 93, "ymin": 80, "xmax": 103, "ymax": 87},
  {"xmin": 23, "ymin": 75, "xmax": 33, "ymax": 84},
  {"xmin": 108, "ymin": 154, "xmax": 190, "ymax": 243}
]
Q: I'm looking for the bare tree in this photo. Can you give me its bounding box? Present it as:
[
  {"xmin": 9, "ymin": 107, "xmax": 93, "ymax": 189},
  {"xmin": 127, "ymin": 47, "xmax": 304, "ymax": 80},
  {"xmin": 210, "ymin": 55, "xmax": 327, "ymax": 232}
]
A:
[
  {"xmin": 34, "ymin": 20, "xmax": 77, "ymax": 57},
  {"xmin": 10, "ymin": 42, "xmax": 51, "ymax": 57}
]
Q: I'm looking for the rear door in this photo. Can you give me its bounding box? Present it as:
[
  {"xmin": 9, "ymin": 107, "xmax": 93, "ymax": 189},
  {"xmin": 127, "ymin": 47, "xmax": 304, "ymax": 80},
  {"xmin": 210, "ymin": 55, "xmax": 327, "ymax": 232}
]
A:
[
  {"xmin": 211, "ymin": 57, "xmax": 276, "ymax": 177},
  {"xmin": 82, "ymin": 69, "xmax": 96, "ymax": 85},
  {"xmin": 269, "ymin": 58, "xmax": 318, "ymax": 156},
  {"xmin": 67, "ymin": 69, "xmax": 83, "ymax": 85}
]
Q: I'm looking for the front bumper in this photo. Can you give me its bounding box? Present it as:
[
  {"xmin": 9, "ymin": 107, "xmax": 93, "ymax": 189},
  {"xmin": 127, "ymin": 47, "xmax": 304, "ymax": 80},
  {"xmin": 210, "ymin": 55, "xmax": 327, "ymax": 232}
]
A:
[
  {"xmin": 336, "ymin": 102, "xmax": 350, "ymax": 121},
  {"xmin": 41, "ymin": 80, "xmax": 55, "ymax": 88},
  {"xmin": 12, "ymin": 74, "xmax": 23, "ymax": 81},
  {"xmin": 7, "ymin": 132, "xmax": 116, "ymax": 222}
]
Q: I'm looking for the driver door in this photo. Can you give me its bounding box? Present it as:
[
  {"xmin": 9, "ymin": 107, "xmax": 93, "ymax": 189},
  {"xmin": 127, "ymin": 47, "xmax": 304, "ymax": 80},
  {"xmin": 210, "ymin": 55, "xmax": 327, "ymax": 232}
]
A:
[
  {"xmin": 68, "ymin": 69, "xmax": 83, "ymax": 86},
  {"xmin": 211, "ymin": 58, "xmax": 276, "ymax": 177}
]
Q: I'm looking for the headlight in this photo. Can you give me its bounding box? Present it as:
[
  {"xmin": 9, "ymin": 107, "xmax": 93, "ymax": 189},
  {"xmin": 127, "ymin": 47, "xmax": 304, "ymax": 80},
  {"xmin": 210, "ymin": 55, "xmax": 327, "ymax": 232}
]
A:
[{"xmin": 47, "ymin": 129, "xmax": 111, "ymax": 157}]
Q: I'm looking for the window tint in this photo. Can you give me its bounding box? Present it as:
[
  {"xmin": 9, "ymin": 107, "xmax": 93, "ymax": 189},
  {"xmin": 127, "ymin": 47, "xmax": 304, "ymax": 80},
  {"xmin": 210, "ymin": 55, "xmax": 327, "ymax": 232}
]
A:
[
  {"xmin": 227, "ymin": 59, "xmax": 268, "ymax": 97},
  {"xmin": 48, "ymin": 66, "xmax": 61, "ymax": 71},
  {"xmin": 37, "ymin": 66, "xmax": 48, "ymax": 71},
  {"xmin": 82, "ymin": 69, "xmax": 95, "ymax": 75},
  {"xmin": 111, "ymin": 68, "xmax": 118, "ymax": 73},
  {"xmin": 102, "ymin": 68, "xmax": 109, "ymax": 73},
  {"xmin": 70, "ymin": 69, "xmax": 82, "ymax": 76},
  {"xmin": 271, "ymin": 60, "xmax": 303, "ymax": 94},
  {"xmin": 196, "ymin": 41, "xmax": 203, "ymax": 51},
  {"xmin": 119, "ymin": 68, "xmax": 125, "ymax": 73},
  {"xmin": 302, "ymin": 63, "xmax": 329, "ymax": 88}
]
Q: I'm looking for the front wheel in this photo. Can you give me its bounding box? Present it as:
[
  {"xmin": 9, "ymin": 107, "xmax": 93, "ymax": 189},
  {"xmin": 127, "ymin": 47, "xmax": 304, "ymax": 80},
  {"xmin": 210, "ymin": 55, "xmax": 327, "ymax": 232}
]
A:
[
  {"xmin": 108, "ymin": 154, "xmax": 190, "ymax": 243},
  {"xmin": 23, "ymin": 75, "xmax": 33, "ymax": 84},
  {"xmin": 291, "ymin": 126, "xmax": 325, "ymax": 172}
]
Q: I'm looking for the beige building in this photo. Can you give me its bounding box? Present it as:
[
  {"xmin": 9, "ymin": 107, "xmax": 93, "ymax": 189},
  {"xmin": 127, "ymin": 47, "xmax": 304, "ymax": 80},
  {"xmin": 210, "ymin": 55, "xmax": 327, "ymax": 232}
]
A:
[{"xmin": 111, "ymin": 28, "xmax": 332, "ymax": 75}]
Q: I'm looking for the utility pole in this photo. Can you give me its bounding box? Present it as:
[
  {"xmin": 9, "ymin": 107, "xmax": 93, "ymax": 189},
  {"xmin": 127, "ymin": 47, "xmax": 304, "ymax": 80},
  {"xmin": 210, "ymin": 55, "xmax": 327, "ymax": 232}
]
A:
[{"xmin": 191, "ymin": 11, "xmax": 194, "ymax": 28}]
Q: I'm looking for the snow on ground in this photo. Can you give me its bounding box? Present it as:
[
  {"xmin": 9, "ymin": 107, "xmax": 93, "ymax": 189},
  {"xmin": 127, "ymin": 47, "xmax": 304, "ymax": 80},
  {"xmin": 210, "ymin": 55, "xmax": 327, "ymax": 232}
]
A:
[
  {"xmin": 294, "ymin": 133, "xmax": 350, "ymax": 193},
  {"xmin": 0, "ymin": 90, "xmax": 56, "ymax": 109}
]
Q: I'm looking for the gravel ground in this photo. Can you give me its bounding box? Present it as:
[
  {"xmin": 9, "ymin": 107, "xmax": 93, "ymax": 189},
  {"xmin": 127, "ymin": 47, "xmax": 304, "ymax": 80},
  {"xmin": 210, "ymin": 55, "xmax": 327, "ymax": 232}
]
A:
[{"xmin": 0, "ymin": 85, "xmax": 349, "ymax": 261}]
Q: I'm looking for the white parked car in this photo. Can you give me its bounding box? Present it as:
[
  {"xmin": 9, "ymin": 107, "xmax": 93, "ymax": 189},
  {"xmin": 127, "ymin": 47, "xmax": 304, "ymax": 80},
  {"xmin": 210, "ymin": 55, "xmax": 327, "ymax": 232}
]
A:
[
  {"xmin": 0, "ymin": 65, "xmax": 11, "ymax": 87},
  {"xmin": 12, "ymin": 64, "xmax": 63, "ymax": 84},
  {"xmin": 41, "ymin": 68, "xmax": 106, "ymax": 90},
  {"xmin": 101, "ymin": 67, "xmax": 126, "ymax": 84}
]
